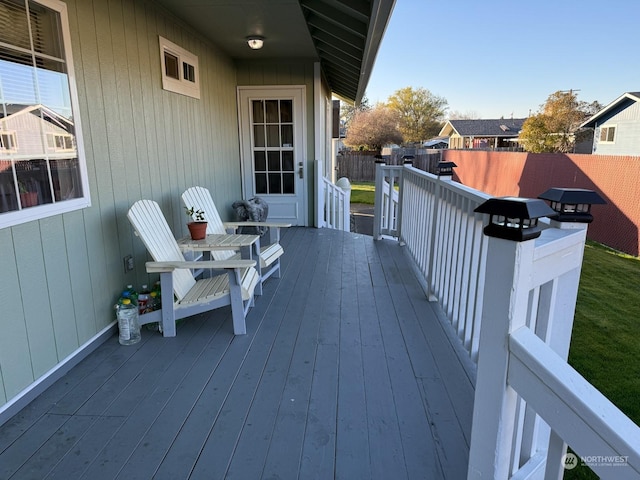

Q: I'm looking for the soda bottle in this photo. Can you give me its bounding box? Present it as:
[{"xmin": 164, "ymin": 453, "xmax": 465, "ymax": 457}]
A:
[
  {"xmin": 149, "ymin": 290, "xmax": 159, "ymax": 311},
  {"xmin": 138, "ymin": 284, "xmax": 151, "ymax": 314},
  {"xmin": 125, "ymin": 284, "xmax": 138, "ymax": 306}
]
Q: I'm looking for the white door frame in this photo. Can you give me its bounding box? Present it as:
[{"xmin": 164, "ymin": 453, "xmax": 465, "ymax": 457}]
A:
[{"xmin": 237, "ymin": 85, "xmax": 308, "ymax": 226}]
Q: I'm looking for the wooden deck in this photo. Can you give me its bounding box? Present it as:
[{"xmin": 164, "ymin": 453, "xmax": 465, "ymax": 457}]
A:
[{"xmin": 0, "ymin": 227, "xmax": 475, "ymax": 480}]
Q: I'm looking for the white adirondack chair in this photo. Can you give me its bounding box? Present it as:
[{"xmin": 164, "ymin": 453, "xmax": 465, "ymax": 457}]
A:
[
  {"xmin": 127, "ymin": 199, "xmax": 259, "ymax": 337},
  {"xmin": 181, "ymin": 186, "xmax": 290, "ymax": 287}
]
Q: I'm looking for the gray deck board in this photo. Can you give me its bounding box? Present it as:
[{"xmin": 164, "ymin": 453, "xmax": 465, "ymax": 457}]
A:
[{"xmin": 0, "ymin": 227, "xmax": 474, "ymax": 480}]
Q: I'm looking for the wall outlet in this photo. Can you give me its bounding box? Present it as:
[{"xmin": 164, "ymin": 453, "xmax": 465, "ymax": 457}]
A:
[{"xmin": 123, "ymin": 255, "xmax": 134, "ymax": 272}]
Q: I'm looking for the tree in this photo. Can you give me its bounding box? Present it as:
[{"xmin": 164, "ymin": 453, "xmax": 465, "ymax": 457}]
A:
[
  {"xmin": 520, "ymin": 90, "xmax": 600, "ymax": 153},
  {"xmin": 448, "ymin": 110, "xmax": 480, "ymax": 120},
  {"xmin": 387, "ymin": 87, "xmax": 448, "ymax": 143},
  {"xmin": 519, "ymin": 115, "xmax": 556, "ymax": 153},
  {"xmin": 343, "ymin": 105, "xmax": 403, "ymax": 151},
  {"xmin": 340, "ymin": 96, "xmax": 371, "ymax": 130}
]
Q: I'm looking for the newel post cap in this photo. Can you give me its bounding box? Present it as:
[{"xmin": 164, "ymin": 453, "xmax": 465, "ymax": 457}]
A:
[
  {"xmin": 474, "ymin": 196, "xmax": 556, "ymax": 241},
  {"xmin": 537, "ymin": 187, "xmax": 606, "ymax": 223},
  {"xmin": 402, "ymin": 154, "xmax": 415, "ymax": 165},
  {"xmin": 437, "ymin": 161, "xmax": 457, "ymax": 177}
]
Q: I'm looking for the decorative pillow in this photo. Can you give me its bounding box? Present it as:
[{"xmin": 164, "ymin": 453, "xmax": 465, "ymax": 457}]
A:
[{"xmin": 232, "ymin": 197, "xmax": 269, "ymax": 235}]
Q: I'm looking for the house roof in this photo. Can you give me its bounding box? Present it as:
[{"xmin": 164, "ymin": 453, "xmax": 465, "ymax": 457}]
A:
[
  {"xmin": 439, "ymin": 118, "xmax": 526, "ymax": 138},
  {"xmin": 580, "ymin": 92, "xmax": 640, "ymax": 128},
  {"xmin": 424, "ymin": 137, "xmax": 449, "ymax": 147},
  {"xmin": 152, "ymin": 0, "xmax": 396, "ymax": 104}
]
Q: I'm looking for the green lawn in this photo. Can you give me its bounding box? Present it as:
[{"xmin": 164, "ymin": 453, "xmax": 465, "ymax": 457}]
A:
[
  {"xmin": 349, "ymin": 181, "xmax": 376, "ymax": 204},
  {"xmin": 350, "ymin": 183, "xmax": 639, "ymax": 478},
  {"xmin": 563, "ymin": 241, "xmax": 640, "ymax": 479}
]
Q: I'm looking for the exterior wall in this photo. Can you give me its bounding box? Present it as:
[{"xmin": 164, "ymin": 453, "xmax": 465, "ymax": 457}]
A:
[
  {"xmin": 449, "ymin": 134, "xmax": 463, "ymax": 149},
  {"xmin": 443, "ymin": 150, "xmax": 640, "ymax": 256},
  {"xmin": 236, "ymin": 60, "xmax": 319, "ymax": 223},
  {"xmin": 0, "ymin": 0, "xmax": 243, "ymax": 411},
  {"xmin": 593, "ymin": 102, "xmax": 640, "ymax": 155}
]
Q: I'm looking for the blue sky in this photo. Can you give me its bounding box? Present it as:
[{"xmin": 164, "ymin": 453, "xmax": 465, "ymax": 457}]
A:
[{"xmin": 365, "ymin": 0, "xmax": 639, "ymax": 120}]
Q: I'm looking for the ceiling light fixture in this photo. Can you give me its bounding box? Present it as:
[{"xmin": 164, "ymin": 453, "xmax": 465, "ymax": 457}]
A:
[{"xmin": 247, "ymin": 36, "xmax": 264, "ymax": 50}]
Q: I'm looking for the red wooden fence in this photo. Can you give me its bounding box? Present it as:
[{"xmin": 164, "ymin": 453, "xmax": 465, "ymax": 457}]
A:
[{"xmin": 442, "ymin": 150, "xmax": 640, "ymax": 256}]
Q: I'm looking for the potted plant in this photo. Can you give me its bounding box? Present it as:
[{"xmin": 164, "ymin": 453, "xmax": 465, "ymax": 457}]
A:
[
  {"xmin": 185, "ymin": 206, "xmax": 207, "ymax": 240},
  {"xmin": 18, "ymin": 181, "xmax": 38, "ymax": 208}
]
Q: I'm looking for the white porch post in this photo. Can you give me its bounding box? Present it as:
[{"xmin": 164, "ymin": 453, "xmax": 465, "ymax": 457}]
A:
[
  {"xmin": 315, "ymin": 159, "xmax": 324, "ymax": 228},
  {"xmin": 468, "ymin": 196, "xmax": 558, "ymax": 479},
  {"xmin": 373, "ymin": 160, "xmax": 385, "ymax": 240},
  {"xmin": 467, "ymin": 233, "xmax": 536, "ymax": 478}
]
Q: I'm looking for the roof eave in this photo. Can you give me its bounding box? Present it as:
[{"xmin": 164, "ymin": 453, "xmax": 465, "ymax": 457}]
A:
[
  {"xmin": 580, "ymin": 92, "xmax": 640, "ymax": 128},
  {"xmin": 354, "ymin": 0, "xmax": 396, "ymax": 104}
]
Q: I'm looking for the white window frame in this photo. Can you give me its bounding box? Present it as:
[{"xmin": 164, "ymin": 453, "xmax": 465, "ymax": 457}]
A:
[
  {"xmin": 0, "ymin": 131, "xmax": 18, "ymax": 153},
  {"xmin": 159, "ymin": 36, "xmax": 200, "ymax": 99},
  {"xmin": 0, "ymin": 0, "xmax": 91, "ymax": 229},
  {"xmin": 47, "ymin": 132, "xmax": 75, "ymax": 152},
  {"xmin": 599, "ymin": 125, "xmax": 616, "ymax": 143}
]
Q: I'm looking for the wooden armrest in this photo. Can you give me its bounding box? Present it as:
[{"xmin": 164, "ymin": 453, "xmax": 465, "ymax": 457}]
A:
[
  {"xmin": 224, "ymin": 221, "xmax": 292, "ymax": 228},
  {"xmin": 146, "ymin": 259, "xmax": 256, "ymax": 273}
]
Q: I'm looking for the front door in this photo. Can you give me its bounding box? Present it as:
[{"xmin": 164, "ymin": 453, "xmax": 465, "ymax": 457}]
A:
[{"xmin": 238, "ymin": 86, "xmax": 306, "ymax": 225}]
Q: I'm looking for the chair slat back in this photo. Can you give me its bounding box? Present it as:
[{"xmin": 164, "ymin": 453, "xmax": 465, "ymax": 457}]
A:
[
  {"xmin": 182, "ymin": 186, "xmax": 235, "ymax": 261},
  {"xmin": 127, "ymin": 199, "xmax": 196, "ymax": 300}
]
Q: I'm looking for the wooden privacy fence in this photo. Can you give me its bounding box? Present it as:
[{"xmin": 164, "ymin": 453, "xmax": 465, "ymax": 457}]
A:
[
  {"xmin": 443, "ymin": 150, "xmax": 640, "ymax": 256},
  {"xmin": 336, "ymin": 149, "xmax": 442, "ymax": 181}
]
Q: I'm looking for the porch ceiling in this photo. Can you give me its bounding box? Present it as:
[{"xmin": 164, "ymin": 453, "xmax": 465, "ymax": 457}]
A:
[{"xmin": 151, "ymin": 0, "xmax": 395, "ymax": 103}]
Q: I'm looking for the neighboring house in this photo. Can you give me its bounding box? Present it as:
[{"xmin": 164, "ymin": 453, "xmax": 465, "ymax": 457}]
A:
[
  {"xmin": 439, "ymin": 118, "xmax": 526, "ymax": 149},
  {"xmin": 0, "ymin": 0, "xmax": 394, "ymax": 420},
  {"xmin": 580, "ymin": 91, "xmax": 640, "ymax": 155}
]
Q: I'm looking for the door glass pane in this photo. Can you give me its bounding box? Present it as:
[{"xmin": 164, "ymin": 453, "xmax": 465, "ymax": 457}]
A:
[
  {"xmin": 265, "ymin": 100, "xmax": 279, "ymax": 123},
  {"xmin": 266, "ymin": 125, "xmax": 279, "ymax": 147},
  {"xmin": 282, "ymin": 151, "xmax": 294, "ymax": 171},
  {"xmin": 280, "ymin": 100, "xmax": 292, "ymax": 122},
  {"xmin": 254, "ymin": 151, "xmax": 266, "ymax": 171},
  {"xmin": 267, "ymin": 151, "xmax": 280, "ymax": 172},
  {"xmin": 252, "ymin": 100, "xmax": 264, "ymax": 123},
  {"xmin": 253, "ymin": 125, "xmax": 265, "ymax": 147},
  {"xmin": 255, "ymin": 173, "xmax": 267, "ymax": 194},
  {"xmin": 268, "ymin": 173, "xmax": 281, "ymax": 194},
  {"xmin": 281, "ymin": 125, "xmax": 293, "ymax": 147},
  {"xmin": 282, "ymin": 173, "xmax": 294, "ymax": 194}
]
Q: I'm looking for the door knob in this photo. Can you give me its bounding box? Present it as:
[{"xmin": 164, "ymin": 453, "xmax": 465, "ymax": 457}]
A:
[{"xmin": 298, "ymin": 162, "xmax": 303, "ymax": 179}]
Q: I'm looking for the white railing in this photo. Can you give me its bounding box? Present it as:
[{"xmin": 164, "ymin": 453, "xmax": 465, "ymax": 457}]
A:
[
  {"xmin": 373, "ymin": 162, "xmax": 400, "ymax": 237},
  {"xmin": 315, "ymin": 159, "xmax": 351, "ymax": 232},
  {"xmin": 373, "ymin": 162, "xmax": 640, "ymax": 479}
]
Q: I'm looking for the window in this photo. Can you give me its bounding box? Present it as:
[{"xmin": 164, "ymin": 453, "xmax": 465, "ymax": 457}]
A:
[
  {"xmin": 0, "ymin": 131, "xmax": 17, "ymax": 152},
  {"xmin": 599, "ymin": 125, "xmax": 616, "ymax": 143},
  {"xmin": 47, "ymin": 132, "xmax": 74, "ymax": 151},
  {"xmin": 159, "ymin": 36, "xmax": 200, "ymax": 99},
  {"xmin": 0, "ymin": 0, "xmax": 90, "ymax": 227}
]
